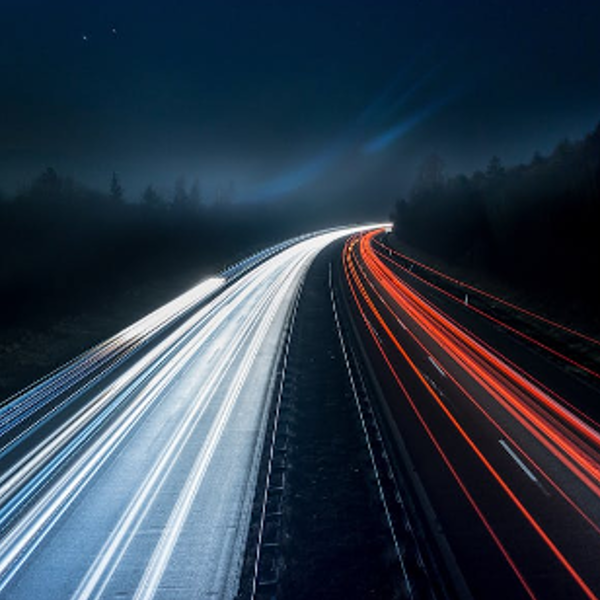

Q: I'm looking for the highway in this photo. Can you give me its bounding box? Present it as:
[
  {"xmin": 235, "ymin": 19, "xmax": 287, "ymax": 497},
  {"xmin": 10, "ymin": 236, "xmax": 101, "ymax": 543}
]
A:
[
  {"xmin": 340, "ymin": 229, "xmax": 600, "ymax": 600},
  {"xmin": 0, "ymin": 226, "xmax": 374, "ymax": 600},
  {"xmin": 3, "ymin": 223, "xmax": 600, "ymax": 600}
]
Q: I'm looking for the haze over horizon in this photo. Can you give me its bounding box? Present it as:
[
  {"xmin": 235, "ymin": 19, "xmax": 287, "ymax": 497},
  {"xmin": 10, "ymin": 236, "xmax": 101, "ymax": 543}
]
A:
[{"xmin": 2, "ymin": 0, "xmax": 600, "ymax": 203}]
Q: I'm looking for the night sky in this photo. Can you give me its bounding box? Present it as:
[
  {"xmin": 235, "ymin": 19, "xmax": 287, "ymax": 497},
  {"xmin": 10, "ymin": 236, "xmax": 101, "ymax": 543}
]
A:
[{"xmin": 2, "ymin": 0, "xmax": 600, "ymax": 204}]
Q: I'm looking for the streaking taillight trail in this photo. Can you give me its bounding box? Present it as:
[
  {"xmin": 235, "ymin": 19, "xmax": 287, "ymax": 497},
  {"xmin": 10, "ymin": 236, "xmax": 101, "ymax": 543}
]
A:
[{"xmin": 343, "ymin": 229, "xmax": 600, "ymax": 600}]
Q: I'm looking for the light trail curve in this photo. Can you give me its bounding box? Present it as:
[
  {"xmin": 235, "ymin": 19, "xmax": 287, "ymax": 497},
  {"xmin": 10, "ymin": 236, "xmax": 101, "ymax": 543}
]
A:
[{"xmin": 0, "ymin": 225, "xmax": 380, "ymax": 600}]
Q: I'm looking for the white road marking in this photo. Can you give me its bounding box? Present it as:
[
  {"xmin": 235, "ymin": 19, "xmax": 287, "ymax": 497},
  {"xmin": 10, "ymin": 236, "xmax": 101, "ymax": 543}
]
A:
[
  {"xmin": 396, "ymin": 316, "xmax": 408, "ymax": 331},
  {"xmin": 499, "ymin": 439, "xmax": 538, "ymax": 483},
  {"xmin": 428, "ymin": 356, "xmax": 446, "ymax": 378}
]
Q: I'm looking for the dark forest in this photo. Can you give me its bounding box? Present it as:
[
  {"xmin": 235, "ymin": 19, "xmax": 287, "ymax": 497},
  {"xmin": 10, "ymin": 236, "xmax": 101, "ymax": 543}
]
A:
[
  {"xmin": 0, "ymin": 171, "xmax": 318, "ymax": 329},
  {"xmin": 393, "ymin": 123, "xmax": 600, "ymax": 313}
]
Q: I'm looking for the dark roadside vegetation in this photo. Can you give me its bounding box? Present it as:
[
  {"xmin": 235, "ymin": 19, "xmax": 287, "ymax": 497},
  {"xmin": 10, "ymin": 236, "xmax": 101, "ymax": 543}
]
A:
[
  {"xmin": 0, "ymin": 169, "xmax": 366, "ymax": 401},
  {"xmin": 392, "ymin": 123, "xmax": 600, "ymax": 317},
  {"xmin": 391, "ymin": 122, "xmax": 600, "ymax": 379}
]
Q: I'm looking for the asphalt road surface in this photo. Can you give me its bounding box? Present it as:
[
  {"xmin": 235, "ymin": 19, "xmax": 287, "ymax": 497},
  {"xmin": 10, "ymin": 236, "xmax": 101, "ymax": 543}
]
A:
[
  {"xmin": 0, "ymin": 226, "xmax": 374, "ymax": 600},
  {"xmin": 340, "ymin": 229, "xmax": 600, "ymax": 600},
  {"xmin": 3, "ymin": 225, "xmax": 600, "ymax": 600}
]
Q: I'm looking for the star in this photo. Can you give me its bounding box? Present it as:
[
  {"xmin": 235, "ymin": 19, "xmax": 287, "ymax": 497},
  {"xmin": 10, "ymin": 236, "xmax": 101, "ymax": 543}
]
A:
[{"xmin": 82, "ymin": 34, "xmax": 88, "ymax": 42}]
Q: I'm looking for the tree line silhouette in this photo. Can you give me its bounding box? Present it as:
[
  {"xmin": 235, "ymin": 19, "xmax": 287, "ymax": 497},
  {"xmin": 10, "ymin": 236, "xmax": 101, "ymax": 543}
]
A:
[
  {"xmin": 0, "ymin": 169, "xmax": 304, "ymax": 327},
  {"xmin": 392, "ymin": 123, "xmax": 600, "ymax": 309}
]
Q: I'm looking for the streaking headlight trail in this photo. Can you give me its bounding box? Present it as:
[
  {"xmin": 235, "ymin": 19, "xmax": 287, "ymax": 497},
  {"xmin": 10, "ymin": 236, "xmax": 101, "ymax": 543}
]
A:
[{"xmin": 0, "ymin": 224, "xmax": 382, "ymax": 600}]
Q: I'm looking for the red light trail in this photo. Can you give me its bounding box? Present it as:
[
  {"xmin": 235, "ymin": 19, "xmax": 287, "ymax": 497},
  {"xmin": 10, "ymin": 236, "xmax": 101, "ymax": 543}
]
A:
[{"xmin": 342, "ymin": 229, "xmax": 600, "ymax": 599}]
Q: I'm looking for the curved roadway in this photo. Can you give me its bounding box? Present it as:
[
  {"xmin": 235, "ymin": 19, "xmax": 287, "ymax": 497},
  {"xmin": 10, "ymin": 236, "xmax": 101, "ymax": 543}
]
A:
[
  {"xmin": 0, "ymin": 226, "xmax": 374, "ymax": 599},
  {"xmin": 342, "ymin": 229, "xmax": 600, "ymax": 600}
]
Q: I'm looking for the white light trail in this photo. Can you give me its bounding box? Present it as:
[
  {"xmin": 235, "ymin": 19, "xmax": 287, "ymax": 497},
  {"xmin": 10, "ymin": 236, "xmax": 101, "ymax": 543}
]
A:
[{"xmin": 0, "ymin": 224, "xmax": 384, "ymax": 599}]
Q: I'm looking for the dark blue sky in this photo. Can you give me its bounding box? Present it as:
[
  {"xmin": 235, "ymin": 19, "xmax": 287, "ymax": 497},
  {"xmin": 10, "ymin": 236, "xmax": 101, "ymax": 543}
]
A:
[{"xmin": 2, "ymin": 0, "xmax": 600, "ymax": 202}]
